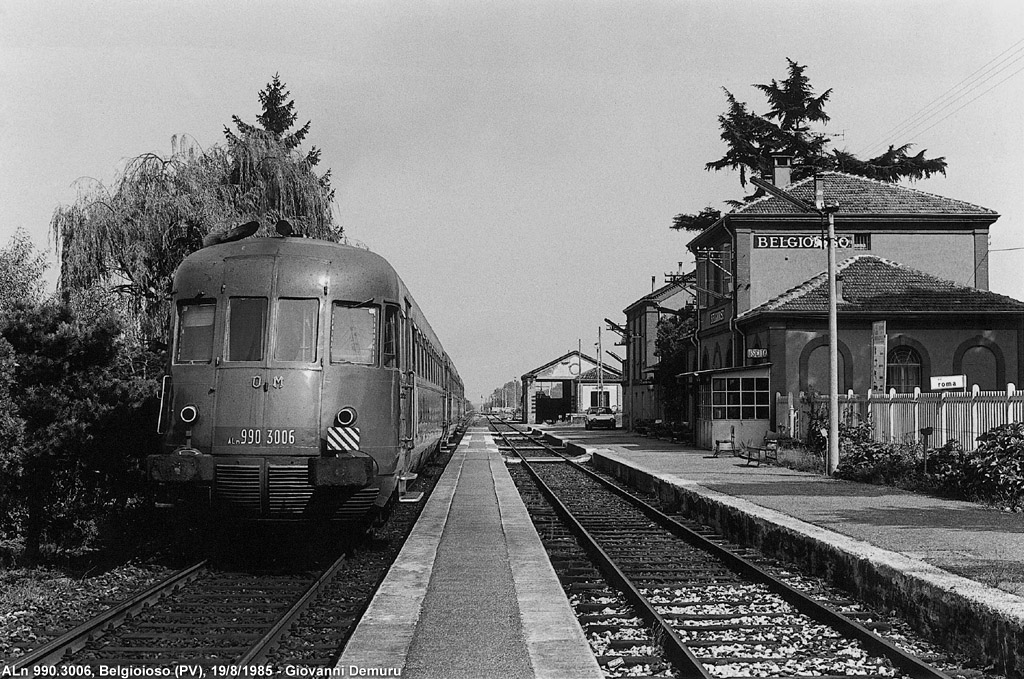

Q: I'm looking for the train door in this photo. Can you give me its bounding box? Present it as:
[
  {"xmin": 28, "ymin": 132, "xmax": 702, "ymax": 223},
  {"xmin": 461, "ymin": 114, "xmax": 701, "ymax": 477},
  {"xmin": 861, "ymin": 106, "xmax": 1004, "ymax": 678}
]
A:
[
  {"xmin": 400, "ymin": 300, "xmax": 414, "ymax": 449},
  {"xmin": 213, "ymin": 256, "xmax": 274, "ymax": 455},
  {"xmin": 213, "ymin": 255, "xmax": 325, "ymax": 456},
  {"xmin": 264, "ymin": 257, "xmax": 327, "ymax": 455}
]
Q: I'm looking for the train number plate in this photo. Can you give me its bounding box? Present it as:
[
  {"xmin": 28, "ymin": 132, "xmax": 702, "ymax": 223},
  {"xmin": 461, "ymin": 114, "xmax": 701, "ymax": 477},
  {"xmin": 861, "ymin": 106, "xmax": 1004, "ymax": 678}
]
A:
[
  {"xmin": 215, "ymin": 427, "xmax": 317, "ymax": 447},
  {"xmin": 229, "ymin": 428, "xmax": 295, "ymax": 446}
]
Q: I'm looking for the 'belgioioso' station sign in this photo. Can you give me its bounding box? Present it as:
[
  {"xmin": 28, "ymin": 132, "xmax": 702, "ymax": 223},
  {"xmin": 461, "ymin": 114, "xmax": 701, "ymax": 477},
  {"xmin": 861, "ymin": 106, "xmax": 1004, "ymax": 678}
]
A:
[{"xmin": 754, "ymin": 234, "xmax": 855, "ymax": 249}]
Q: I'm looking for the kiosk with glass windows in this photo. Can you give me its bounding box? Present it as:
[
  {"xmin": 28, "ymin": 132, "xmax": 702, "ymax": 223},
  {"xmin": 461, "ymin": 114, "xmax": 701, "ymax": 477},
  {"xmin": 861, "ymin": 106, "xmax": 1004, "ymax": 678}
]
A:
[{"xmin": 688, "ymin": 366, "xmax": 771, "ymax": 450}]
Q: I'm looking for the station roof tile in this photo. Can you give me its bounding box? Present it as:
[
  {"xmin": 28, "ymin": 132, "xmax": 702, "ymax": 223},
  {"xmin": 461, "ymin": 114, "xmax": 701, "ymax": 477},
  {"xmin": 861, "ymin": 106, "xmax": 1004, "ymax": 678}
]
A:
[
  {"xmin": 739, "ymin": 255, "xmax": 1024, "ymax": 318},
  {"xmin": 735, "ymin": 172, "xmax": 997, "ymax": 216}
]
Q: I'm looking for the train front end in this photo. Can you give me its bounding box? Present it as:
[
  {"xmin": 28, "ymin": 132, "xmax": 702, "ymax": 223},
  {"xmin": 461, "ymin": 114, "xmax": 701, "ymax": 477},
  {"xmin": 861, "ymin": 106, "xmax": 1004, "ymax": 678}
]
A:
[{"xmin": 147, "ymin": 238, "xmax": 403, "ymax": 523}]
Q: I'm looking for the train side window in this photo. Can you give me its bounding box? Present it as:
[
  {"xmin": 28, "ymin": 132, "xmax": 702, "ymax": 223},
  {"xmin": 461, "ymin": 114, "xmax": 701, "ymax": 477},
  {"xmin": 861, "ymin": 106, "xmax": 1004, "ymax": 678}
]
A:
[
  {"xmin": 176, "ymin": 300, "xmax": 216, "ymax": 363},
  {"xmin": 331, "ymin": 303, "xmax": 378, "ymax": 365},
  {"xmin": 227, "ymin": 297, "xmax": 268, "ymax": 362},
  {"xmin": 275, "ymin": 298, "xmax": 319, "ymax": 362},
  {"xmin": 382, "ymin": 306, "xmax": 399, "ymax": 369}
]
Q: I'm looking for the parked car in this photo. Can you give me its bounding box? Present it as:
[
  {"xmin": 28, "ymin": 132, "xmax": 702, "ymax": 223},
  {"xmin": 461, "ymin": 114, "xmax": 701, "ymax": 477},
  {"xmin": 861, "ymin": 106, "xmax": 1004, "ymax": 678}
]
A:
[{"xmin": 585, "ymin": 406, "xmax": 616, "ymax": 430}]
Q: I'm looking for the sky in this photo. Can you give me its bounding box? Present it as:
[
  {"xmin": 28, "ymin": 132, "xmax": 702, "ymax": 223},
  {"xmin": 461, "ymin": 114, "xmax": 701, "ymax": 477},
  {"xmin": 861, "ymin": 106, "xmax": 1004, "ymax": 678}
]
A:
[{"xmin": 2, "ymin": 1, "xmax": 1023, "ymax": 404}]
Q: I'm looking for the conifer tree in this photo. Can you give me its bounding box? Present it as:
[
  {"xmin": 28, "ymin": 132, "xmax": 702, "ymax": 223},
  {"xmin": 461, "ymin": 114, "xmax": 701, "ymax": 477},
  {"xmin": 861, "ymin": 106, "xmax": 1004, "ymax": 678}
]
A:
[
  {"xmin": 673, "ymin": 59, "xmax": 947, "ymax": 231},
  {"xmin": 225, "ymin": 73, "xmax": 334, "ymax": 202}
]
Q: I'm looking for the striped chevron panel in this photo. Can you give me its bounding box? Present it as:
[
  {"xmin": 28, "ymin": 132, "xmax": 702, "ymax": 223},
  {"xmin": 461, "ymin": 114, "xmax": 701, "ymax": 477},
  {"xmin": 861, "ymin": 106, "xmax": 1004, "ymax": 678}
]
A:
[{"xmin": 327, "ymin": 426, "xmax": 361, "ymax": 451}]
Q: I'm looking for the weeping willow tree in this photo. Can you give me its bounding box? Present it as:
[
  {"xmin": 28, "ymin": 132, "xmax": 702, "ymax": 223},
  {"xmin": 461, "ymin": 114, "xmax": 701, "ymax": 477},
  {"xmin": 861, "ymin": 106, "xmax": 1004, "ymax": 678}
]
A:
[
  {"xmin": 52, "ymin": 75, "xmax": 340, "ymax": 343},
  {"xmin": 51, "ymin": 132, "xmax": 340, "ymax": 345}
]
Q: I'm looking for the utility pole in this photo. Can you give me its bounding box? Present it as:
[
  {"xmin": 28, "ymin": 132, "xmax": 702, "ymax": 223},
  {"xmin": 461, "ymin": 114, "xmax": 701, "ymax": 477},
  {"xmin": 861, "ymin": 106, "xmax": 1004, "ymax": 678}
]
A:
[
  {"xmin": 816, "ymin": 177, "xmax": 841, "ymax": 476},
  {"xmin": 751, "ymin": 174, "xmax": 841, "ymax": 475},
  {"xmin": 605, "ymin": 318, "xmax": 634, "ymax": 430}
]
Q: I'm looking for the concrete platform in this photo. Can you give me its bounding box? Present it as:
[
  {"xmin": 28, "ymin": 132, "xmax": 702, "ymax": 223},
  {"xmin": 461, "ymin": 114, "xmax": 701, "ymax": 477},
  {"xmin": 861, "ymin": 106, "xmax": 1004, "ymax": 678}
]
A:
[
  {"xmin": 337, "ymin": 424, "xmax": 602, "ymax": 679},
  {"xmin": 535, "ymin": 424, "xmax": 1024, "ymax": 677}
]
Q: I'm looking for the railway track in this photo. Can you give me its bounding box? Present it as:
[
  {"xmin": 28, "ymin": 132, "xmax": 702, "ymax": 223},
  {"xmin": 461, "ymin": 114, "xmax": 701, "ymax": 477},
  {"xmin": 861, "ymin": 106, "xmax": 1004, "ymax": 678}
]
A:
[
  {"xmin": 491, "ymin": 418, "xmax": 955, "ymax": 679},
  {"xmin": 11, "ymin": 427, "xmax": 467, "ymax": 674},
  {"xmin": 9, "ymin": 555, "xmax": 349, "ymax": 672}
]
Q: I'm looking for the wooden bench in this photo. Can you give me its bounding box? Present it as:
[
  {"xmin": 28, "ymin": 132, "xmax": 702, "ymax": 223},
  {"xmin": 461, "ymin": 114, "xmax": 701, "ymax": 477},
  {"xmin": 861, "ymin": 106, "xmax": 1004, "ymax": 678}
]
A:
[{"xmin": 743, "ymin": 439, "xmax": 779, "ymax": 467}]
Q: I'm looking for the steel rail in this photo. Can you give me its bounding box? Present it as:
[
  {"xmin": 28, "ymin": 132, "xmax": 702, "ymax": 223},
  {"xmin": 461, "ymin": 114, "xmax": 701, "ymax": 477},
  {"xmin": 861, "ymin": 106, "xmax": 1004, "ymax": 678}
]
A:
[
  {"xmin": 504, "ymin": 432, "xmax": 713, "ymax": 679},
  {"xmin": 497, "ymin": 420, "xmax": 951, "ymax": 679},
  {"xmin": 11, "ymin": 560, "xmax": 207, "ymax": 671},
  {"xmin": 235, "ymin": 552, "xmax": 349, "ymax": 664}
]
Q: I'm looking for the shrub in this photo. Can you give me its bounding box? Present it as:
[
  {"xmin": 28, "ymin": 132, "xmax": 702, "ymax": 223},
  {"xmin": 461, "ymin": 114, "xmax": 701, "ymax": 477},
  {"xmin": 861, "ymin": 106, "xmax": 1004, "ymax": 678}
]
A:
[
  {"xmin": 835, "ymin": 420, "xmax": 924, "ymax": 488},
  {"xmin": 0, "ymin": 300, "xmax": 161, "ymax": 562},
  {"xmin": 923, "ymin": 439, "xmax": 967, "ymax": 495},
  {"xmin": 801, "ymin": 392, "xmax": 829, "ymax": 454},
  {"xmin": 959, "ymin": 423, "xmax": 1024, "ymax": 509}
]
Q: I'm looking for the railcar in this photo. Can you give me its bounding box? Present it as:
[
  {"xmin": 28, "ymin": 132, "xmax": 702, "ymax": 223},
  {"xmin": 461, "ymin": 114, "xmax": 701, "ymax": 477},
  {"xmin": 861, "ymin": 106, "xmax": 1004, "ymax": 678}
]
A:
[{"xmin": 146, "ymin": 234, "xmax": 464, "ymax": 524}]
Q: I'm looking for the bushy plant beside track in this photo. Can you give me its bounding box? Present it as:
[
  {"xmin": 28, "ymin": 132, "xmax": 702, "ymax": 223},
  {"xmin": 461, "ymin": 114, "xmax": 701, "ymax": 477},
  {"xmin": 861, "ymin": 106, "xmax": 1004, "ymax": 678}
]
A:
[
  {"xmin": 0, "ymin": 299, "xmax": 161, "ymax": 563},
  {"xmin": 834, "ymin": 420, "xmax": 1024, "ymax": 511}
]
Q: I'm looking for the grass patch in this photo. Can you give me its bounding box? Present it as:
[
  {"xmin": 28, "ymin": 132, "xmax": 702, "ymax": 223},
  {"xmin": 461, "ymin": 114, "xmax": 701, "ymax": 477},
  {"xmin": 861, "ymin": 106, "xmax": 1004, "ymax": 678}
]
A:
[{"xmin": 775, "ymin": 445, "xmax": 824, "ymax": 474}]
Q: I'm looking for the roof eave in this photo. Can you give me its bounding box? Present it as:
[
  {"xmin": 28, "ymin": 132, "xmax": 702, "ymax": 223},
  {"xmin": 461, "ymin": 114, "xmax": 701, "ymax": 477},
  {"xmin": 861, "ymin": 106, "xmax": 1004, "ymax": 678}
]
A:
[
  {"xmin": 737, "ymin": 308, "xmax": 1024, "ymax": 325},
  {"xmin": 728, "ymin": 212, "xmax": 999, "ymax": 224},
  {"xmin": 685, "ymin": 215, "xmax": 730, "ymax": 250}
]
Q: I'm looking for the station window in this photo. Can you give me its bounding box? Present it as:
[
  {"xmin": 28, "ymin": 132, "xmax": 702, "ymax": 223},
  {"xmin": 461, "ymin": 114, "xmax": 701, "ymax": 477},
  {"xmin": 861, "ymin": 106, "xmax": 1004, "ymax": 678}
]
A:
[
  {"xmin": 275, "ymin": 298, "xmax": 319, "ymax": 362},
  {"xmin": 887, "ymin": 347, "xmax": 922, "ymax": 393},
  {"xmin": 853, "ymin": 234, "xmax": 871, "ymax": 250},
  {"xmin": 330, "ymin": 303, "xmax": 378, "ymax": 365},
  {"xmin": 176, "ymin": 300, "xmax": 216, "ymax": 363},
  {"xmin": 227, "ymin": 297, "xmax": 267, "ymax": 362},
  {"xmin": 708, "ymin": 377, "xmax": 769, "ymax": 420}
]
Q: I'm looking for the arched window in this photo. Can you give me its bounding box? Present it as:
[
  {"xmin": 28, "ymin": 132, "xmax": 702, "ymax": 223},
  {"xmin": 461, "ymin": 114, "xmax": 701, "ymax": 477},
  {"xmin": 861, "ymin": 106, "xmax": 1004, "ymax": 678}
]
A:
[
  {"xmin": 806, "ymin": 345, "xmax": 846, "ymax": 393},
  {"xmin": 887, "ymin": 347, "xmax": 922, "ymax": 393},
  {"xmin": 962, "ymin": 345, "xmax": 998, "ymax": 391}
]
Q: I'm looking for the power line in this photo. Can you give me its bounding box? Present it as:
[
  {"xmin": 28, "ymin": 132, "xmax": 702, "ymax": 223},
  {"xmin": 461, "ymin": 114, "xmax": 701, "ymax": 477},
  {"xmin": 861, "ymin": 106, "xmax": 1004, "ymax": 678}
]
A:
[
  {"xmin": 857, "ymin": 38, "xmax": 1024, "ymax": 155},
  {"xmin": 907, "ymin": 62, "xmax": 1024, "ymax": 142},
  {"xmin": 857, "ymin": 38, "xmax": 1024, "ymax": 157}
]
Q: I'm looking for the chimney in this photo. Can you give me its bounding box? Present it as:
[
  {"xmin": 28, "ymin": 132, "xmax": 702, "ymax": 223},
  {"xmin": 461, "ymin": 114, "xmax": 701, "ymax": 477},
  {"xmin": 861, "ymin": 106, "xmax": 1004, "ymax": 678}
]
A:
[
  {"xmin": 835, "ymin": 274, "xmax": 844, "ymax": 303},
  {"xmin": 772, "ymin": 155, "xmax": 793, "ymax": 187}
]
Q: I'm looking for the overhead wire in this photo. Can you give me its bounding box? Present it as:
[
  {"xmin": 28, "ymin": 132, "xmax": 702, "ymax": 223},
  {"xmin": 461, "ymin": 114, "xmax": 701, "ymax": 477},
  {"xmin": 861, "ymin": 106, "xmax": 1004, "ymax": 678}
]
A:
[
  {"xmin": 856, "ymin": 38, "xmax": 1024, "ymax": 157},
  {"xmin": 907, "ymin": 61, "xmax": 1024, "ymax": 141}
]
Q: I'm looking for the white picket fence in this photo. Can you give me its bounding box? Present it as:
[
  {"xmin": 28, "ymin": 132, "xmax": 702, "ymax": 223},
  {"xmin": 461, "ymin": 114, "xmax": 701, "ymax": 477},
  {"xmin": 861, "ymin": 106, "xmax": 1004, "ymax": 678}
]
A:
[{"xmin": 776, "ymin": 385, "xmax": 1024, "ymax": 450}]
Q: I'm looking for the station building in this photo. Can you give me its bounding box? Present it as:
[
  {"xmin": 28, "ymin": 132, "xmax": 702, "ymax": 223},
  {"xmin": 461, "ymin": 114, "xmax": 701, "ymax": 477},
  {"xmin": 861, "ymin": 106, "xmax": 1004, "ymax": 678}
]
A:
[
  {"xmin": 520, "ymin": 350, "xmax": 623, "ymax": 424},
  {"xmin": 621, "ymin": 275, "xmax": 694, "ymax": 429},
  {"xmin": 679, "ymin": 165, "xmax": 1024, "ymax": 448}
]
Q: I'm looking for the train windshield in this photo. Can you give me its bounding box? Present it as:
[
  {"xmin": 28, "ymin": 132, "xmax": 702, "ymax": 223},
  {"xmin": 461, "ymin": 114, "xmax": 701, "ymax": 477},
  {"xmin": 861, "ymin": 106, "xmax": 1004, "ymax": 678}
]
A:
[
  {"xmin": 227, "ymin": 297, "xmax": 268, "ymax": 362},
  {"xmin": 176, "ymin": 301, "xmax": 216, "ymax": 363},
  {"xmin": 275, "ymin": 298, "xmax": 319, "ymax": 362},
  {"xmin": 331, "ymin": 303, "xmax": 378, "ymax": 365}
]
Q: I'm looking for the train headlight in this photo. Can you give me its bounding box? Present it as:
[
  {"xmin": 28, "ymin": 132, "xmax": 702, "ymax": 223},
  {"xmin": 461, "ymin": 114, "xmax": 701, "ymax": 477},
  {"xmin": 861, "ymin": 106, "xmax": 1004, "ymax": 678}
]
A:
[
  {"xmin": 180, "ymin": 404, "xmax": 200, "ymax": 424},
  {"xmin": 336, "ymin": 407, "xmax": 357, "ymax": 427}
]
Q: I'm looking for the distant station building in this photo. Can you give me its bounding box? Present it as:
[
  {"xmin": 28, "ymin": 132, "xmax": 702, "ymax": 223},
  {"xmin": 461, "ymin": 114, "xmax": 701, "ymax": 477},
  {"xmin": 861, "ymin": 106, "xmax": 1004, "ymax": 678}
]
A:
[
  {"xmin": 678, "ymin": 162, "xmax": 1024, "ymax": 448},
  {"xmin": 520, "ymin": 351, "xmax": 623, "ymax": 424},
  {"xmin": 620, "ymin": 275, "xmax": 694, "ymax": 429}
]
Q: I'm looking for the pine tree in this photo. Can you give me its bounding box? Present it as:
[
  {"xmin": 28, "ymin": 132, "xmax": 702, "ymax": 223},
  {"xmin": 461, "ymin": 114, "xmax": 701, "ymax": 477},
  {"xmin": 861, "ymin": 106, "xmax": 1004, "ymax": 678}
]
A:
[
  {"xmin": 674, "ymin": 59, "xmax": 947, "ymax": 231},
  {"xmin": 225, "ymin": 73, "xmax": 333, "ymax": 202},
  {"xmin": 708, "ymin": 59, "xmax": 946, "ymax": 188}
]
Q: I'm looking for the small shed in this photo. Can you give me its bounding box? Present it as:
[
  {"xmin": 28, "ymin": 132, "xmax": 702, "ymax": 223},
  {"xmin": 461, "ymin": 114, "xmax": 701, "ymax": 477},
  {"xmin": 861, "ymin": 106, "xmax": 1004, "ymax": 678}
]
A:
[{"xmin": 520, "ymin": 351, "xmax": 623, "ymax": 424}]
